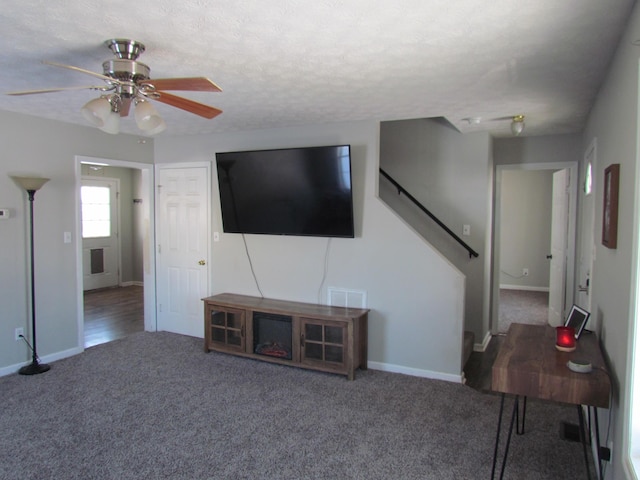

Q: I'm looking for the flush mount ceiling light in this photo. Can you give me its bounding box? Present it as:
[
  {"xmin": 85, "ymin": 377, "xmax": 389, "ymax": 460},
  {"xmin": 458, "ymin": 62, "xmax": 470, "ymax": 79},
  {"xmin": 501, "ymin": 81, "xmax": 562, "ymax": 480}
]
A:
[
  {"xmin": 465, "ymin": 117, "xmax": 482, "ymax": 125},
  {"xmin": 511, "ymin": 115, "xmax": 525, "ymax": 136},
  {"xmin": 7, "ymin": 39, "xmax": 223, "ymax": 135}
]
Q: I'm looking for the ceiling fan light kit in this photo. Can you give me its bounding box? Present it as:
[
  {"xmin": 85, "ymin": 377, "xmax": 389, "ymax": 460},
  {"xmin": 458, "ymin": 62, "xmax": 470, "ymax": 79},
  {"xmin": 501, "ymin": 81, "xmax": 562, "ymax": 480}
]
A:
[
  {"xmin": 7, "ymin": 38, "xmax": 222, "ymax": 135},
  {"xmin": 511, "ymin": 114, "xmax": 525, "ymax": 136},
  {"xmin": 134, "ymin": 98, "xmax": 166, "ymax": 133}
]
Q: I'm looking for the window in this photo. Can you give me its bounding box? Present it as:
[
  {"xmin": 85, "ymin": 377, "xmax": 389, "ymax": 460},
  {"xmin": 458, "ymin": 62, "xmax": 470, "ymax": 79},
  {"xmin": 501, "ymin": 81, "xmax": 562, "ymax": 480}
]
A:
[
  {"xmin": 81, "ymin": 185, "xmax": 111, "ymax": 238},
  {"xmin": 585, "ymin": 161, "xmax": 593, "ymax": 195}
]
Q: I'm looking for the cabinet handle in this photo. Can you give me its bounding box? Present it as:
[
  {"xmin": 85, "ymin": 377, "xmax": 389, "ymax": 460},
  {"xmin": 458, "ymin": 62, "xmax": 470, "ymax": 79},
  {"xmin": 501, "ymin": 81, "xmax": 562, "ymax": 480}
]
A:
[
  {"xmin": 300, "ymin": 334, "xmax": 305, "ymax": 347},
  {"xmin": 241, "ymin": 325, "xmax": 245, "ymax": 337}
]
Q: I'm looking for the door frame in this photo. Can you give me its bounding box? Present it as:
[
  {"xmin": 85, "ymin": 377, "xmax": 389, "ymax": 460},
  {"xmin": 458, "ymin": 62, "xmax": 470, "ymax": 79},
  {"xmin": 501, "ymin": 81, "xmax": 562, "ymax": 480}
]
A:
[
  {"xmin": 577, "ymin": 138, "xmax": 597, "ymax": 317},
  {"xmin": 75, "ymin": 155, "xmax": 157, "ymax": 349},
  {"xmin": 491, "ymin": 161, "xmax": 578, "ymax": 335}
]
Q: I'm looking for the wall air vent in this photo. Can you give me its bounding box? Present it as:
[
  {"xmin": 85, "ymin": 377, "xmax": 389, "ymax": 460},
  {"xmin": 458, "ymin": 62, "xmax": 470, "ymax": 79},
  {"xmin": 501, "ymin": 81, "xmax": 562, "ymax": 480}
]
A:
[{"xmin": 327, "ymin": 287, "xmax": 367, "ymax": 309}]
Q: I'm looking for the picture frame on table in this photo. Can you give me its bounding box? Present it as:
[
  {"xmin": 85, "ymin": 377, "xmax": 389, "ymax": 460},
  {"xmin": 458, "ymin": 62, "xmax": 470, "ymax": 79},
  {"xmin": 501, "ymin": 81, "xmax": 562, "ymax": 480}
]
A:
[{"xmin": 565, "ymin": 304, "xmax": 591, "ymax": 339}]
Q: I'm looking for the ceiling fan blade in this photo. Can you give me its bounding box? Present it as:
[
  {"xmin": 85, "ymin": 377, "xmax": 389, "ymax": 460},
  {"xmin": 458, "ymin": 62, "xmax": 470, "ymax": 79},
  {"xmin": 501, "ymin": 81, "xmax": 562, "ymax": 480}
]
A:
[
  {"xmin": 153, "ymin": 91, "xmax": 223, "ymax": 119},
  {"xmin": 43, "ymin": 60, "xmax": 118, "ymax": 83},
  {"xmin": 6, "ymin": 85, "xmax": 106, "ymax": 96},
  {"xmin": 141, "ymin": 77, "xmax": 221, "ymax": 92}
]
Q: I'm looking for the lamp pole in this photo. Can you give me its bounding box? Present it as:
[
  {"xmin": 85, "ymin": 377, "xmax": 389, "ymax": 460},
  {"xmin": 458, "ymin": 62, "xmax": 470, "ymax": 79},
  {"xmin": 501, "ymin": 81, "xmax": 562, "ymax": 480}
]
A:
[
  {"xmin": 11, "ymin": 176, "xmax": 51, "ymax": 375},
  {"xmin": 19, "ymin": 188, "xmax": 50, "ymax": 375}
]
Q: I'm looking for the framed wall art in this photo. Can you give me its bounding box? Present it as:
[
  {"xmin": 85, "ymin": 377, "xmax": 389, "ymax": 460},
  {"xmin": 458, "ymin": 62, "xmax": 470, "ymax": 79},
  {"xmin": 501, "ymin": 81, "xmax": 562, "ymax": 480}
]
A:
[{"xmin": 602, "ymin": 163, "xmax": 620, "ymax": 249}]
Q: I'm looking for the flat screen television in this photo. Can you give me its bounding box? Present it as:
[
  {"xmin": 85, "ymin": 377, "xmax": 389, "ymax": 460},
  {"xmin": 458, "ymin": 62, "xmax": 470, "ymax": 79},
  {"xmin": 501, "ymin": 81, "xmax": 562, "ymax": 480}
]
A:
[{"xmin": 215, "ymin": 145, "xmax": 354, "ymax": 238}]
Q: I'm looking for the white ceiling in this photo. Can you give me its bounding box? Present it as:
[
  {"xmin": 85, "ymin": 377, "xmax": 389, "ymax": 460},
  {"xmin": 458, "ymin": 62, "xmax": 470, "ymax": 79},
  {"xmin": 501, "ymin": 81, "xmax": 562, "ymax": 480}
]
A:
[{"xmin": 0, "ymin": 0, "xmax": 636, "ymax": 138}]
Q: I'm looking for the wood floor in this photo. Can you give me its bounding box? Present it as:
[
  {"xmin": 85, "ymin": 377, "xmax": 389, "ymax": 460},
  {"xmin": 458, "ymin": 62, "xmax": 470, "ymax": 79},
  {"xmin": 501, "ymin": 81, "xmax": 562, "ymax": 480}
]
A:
[
  {"xmin": 463, "ymin": 335, "xmax": 504, "ymax": 392},
  {"xmin": 464, "ymin": 290, "xmax": 549, "ymax": 391},
  {"xmin": 84, "ymin": 285, "xmax": 144, "ymax": 348}
]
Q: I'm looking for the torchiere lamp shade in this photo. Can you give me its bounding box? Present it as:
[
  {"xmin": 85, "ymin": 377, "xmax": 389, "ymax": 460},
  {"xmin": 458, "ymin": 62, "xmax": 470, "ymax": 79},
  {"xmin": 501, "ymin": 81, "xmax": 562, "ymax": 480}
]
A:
[{"xmin": 11, "ymin": 176, "xmax": 50, "ymax": 192}]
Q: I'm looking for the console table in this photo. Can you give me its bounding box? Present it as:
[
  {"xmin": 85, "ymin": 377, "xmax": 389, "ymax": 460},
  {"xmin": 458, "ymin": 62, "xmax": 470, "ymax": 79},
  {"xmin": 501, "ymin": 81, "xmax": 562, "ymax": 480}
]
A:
[
  {"xmin": 203, "ymin": 293, "xmax": 368, "ymax": 380},
  {"xmin": 491, "ymin": 323, "xmax": 611, "ymax": 479}
]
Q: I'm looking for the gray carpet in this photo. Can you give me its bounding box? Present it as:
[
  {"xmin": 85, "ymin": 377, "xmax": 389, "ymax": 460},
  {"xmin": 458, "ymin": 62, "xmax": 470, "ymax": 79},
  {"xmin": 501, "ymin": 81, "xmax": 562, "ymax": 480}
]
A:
[
  {"xmin": 499, "ymin": 289, "xmax": 549, "ymax": 333},
  {"xmin": 0, "ymin": 332, "xmax": 594, "ymax": 479}
]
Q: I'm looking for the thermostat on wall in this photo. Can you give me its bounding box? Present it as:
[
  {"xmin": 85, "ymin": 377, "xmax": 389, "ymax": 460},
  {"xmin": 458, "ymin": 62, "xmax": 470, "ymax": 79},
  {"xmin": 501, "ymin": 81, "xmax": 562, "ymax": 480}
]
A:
[{"xmin": 0, "ymin": 209, "xmax": 10, "ymax": 219}]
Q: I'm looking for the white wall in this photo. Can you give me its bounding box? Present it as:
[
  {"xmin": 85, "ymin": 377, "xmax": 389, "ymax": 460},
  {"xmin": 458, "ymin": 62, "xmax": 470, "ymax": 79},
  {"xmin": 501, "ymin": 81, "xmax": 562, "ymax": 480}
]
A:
[
  {"xmin": 581, "ymin": 2, "xmax": 640, "ymax": 477},
  {"xmin": 0, "ymin": 110, "xmax": 153, "ymax": 374},
  {"xmin": 499, "ymin": 169, "xmax": 554, "ymax": 289},
  {"xmin": 154, "ymin": 120, "xmax": 466, "ymax": 380}
]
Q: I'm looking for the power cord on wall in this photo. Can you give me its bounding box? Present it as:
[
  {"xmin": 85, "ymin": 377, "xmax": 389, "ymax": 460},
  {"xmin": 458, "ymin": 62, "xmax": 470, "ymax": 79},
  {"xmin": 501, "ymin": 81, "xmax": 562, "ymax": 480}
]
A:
[
  {"xmin": 18, "ymin": 334, "xmax": 42, "ymax": 363},
  {"xmin": 317, "ymin": 238, "xmax": 332, "ymax": 304},
  {"xmin": 242, "ymin": 233, "xmax": 264, "ymax": 298},
  {"xmin": 500, "ymin": 269, "xmax": 527, "ymax": 279}
]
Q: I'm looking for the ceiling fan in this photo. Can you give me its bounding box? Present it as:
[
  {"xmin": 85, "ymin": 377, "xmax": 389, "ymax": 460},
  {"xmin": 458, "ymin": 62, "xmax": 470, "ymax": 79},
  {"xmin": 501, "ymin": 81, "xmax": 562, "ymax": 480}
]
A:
[{"xmin": 6, "ymin": 38, "xmax": 223, "ymax": 134}]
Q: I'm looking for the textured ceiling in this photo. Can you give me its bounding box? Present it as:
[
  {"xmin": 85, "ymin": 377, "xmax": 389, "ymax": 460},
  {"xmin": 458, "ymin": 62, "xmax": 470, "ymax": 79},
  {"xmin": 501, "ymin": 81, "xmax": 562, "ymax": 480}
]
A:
[{"xmin": 0, "ymin": 0, "xmax": 636, "ymax": 137}]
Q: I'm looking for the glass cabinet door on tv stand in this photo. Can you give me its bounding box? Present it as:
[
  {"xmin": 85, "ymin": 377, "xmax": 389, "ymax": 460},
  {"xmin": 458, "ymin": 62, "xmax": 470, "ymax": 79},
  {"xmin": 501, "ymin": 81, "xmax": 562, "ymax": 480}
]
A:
[
  {"xmin": 205, "ymin": 305, "xmax": 245, "ymax": 353},
  {"xmin": 300, "ymin": 318, "xmax": 347, "ymax": 371}
]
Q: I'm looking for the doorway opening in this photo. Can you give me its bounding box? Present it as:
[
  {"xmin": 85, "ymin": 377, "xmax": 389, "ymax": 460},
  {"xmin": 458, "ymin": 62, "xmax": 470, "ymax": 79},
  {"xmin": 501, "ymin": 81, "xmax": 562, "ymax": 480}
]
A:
[
  {"xmin": 75, "ymin": 156, "xmax": 156, "ymax": 349},
  {"xmin": 491, "ymin": 162, "xmax": 578, "ymax": 335}
]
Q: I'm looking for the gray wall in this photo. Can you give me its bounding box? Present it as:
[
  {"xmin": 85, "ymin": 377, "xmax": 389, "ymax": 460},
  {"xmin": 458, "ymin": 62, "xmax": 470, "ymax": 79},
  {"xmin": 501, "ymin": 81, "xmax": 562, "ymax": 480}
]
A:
[
  {"xmin": 0, "ymin": 110, "xmax": 153, "ymax": 371},
  {"xmin": 499, "ymin": 169, "xmax": 554, "ymax": 289},
  {"xmin": 154, "ymin": 121, "xmax": 467, "ymax": 380},
  {"xmin": 580, "ymin": 2, "xmax": 640, "ymax": 477},
  {"xmin": 132, "ymin": 169, "xmax": 144, "ymax": 284},
  {"xmin": 378, "ymin": 118, "xmax": 493, "ymax": 343}
]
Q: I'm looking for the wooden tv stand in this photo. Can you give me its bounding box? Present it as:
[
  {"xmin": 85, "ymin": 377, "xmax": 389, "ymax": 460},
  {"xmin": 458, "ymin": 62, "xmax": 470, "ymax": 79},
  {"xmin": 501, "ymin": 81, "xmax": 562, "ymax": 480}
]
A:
[{"xmin": 203, "ymin": 293, "xmax": 369, "ymax": 380}]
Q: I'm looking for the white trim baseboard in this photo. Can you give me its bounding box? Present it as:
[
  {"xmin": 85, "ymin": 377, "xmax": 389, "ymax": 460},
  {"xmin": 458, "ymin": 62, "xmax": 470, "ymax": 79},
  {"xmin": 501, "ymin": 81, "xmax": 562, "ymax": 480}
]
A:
[
  {"xmin": 120, "ymin": 281, "xmax": 144, "ymax": 287},
  {"xmin": 0, "ymin": 346, "xmax": 84, "ymax": 378},
  {"xmin": 367, "ymin": 361, "xmax": 464, "ymax": 383},
  {"xmin": 474, "ymin": 330, "xmax": 492, "ymax": 352},
  {"xmin": 500, "ymin": 284, "xmax": 550, "ymax": 292}
]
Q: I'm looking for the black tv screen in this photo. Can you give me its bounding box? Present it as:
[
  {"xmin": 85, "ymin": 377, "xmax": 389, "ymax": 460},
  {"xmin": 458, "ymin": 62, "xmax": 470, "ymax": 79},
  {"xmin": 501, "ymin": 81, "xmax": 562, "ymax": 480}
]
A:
[{"xmin": 215, "ymin": 145, "xmax": 354, "ymax": 238}]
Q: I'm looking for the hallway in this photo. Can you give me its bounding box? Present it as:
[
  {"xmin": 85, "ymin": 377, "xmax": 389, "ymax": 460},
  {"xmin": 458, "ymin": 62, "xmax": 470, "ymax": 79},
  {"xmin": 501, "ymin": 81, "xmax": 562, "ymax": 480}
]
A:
[{"xmin": 84, "ymin": 285, "xmax": 144, "ymax": 348}]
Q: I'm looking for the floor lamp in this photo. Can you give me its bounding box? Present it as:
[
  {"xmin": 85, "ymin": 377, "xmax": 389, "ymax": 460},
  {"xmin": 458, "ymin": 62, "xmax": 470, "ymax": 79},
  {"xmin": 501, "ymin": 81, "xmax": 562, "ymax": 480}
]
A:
[{"xmin": 11, "ymin": 175, "xmax": 51, "ymax": 375}]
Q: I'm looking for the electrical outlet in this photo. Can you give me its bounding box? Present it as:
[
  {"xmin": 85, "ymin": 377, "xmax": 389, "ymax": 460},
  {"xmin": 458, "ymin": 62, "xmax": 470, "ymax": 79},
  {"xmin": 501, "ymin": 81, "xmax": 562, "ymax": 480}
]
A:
[
  {"xmin": 523, "ymin": 268, "xmax": 529, "ymax": 277},
  {"xmin": 15, "ymin": 327, "xmax": 24, "ymax": 341}
]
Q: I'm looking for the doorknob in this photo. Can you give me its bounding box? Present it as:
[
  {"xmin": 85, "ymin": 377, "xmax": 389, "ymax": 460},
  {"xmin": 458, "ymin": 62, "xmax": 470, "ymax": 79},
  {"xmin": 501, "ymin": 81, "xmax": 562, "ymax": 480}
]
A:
[{"xmin": 198, "ymin": 260, "xmax": 206, "ymax": 266}]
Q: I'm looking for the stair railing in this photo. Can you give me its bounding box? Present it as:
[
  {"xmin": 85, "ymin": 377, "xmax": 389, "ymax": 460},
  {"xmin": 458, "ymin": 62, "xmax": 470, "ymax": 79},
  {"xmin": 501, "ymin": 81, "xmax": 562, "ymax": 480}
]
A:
[{"xmin": 379, "ymin": 168, "xmax": 479, "ymax": 258}]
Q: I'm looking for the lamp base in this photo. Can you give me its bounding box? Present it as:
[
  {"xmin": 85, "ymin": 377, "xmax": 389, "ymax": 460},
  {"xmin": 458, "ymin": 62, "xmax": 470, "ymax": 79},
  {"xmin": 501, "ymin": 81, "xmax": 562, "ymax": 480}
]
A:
[{"xmin": 18, "ymin": 361, "xmax": 50, "ymax": 375}]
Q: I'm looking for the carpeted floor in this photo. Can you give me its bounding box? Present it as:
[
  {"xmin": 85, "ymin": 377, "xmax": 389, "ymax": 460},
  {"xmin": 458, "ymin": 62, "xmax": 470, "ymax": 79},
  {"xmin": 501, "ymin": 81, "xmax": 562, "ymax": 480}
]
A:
[
  {"xmin": 498, "ymin": 289, "xmax": 549, "ymax": 334},
  {"xmin": 0, "ymin": 332, "xmax": 594, "ymax": 479}
]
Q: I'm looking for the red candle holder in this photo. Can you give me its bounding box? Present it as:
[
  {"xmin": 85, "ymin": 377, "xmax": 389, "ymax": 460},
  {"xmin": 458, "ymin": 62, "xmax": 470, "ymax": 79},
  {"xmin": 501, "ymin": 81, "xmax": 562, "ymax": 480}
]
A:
[{"xmin": 556, "ymin": 326, "xmax": 576, "ymax": 352}]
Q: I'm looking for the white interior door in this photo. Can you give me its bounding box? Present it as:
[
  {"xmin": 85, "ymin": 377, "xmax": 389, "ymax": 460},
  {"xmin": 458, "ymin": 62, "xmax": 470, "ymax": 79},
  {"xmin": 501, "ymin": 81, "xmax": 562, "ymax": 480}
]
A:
[
  {"xmin": 577, "ymin": 142, "xmax": 596, "ymax": 319},
  {"xmin": 157, "ymin": 166, "xmax": 209, "ymax": 337},
  {"xmin": 548, "ymin": 169, "xmax": 570, "ymax": 326},
  {"xmin": 81, "ymin": 178, "xmax": 119, "ymax": 291}
]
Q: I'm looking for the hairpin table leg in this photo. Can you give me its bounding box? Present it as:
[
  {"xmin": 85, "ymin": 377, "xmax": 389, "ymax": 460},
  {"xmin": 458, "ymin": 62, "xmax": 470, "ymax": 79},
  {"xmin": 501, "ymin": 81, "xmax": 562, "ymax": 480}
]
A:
[
  {"xmin": 577, "ymin": 405, "xmax": 592, "ymax": 480},
  {"xmin": 491, "ymin": 394, "xmax": 519, "ymax": 480}
]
